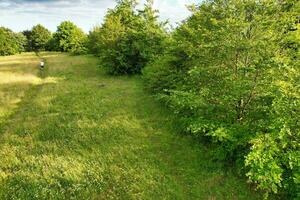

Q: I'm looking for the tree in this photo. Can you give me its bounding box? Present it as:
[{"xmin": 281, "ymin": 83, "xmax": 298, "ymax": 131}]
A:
[
  {"xmin": 87, "ymin": 26, "xmax": 102, "ymax": 56},
  {"xmin": 245, "ymin": 1, "xmax": 300, "ymax": 198},
  {"xmin": 88, "ymin": 0, "xmax": 166, "ymax": 74},
  {"xmin": 22, "ymin": 30, "xmax": 33, "ymax": 51},
  {"xmin": 14, "ymin": 32, "xmax": 27, "ymax": 53},
  {"xmin": 30, "ymin": 24, "xmax": 52, "ymax": 52},
  {"xmin": 143, "ymin": 0, "xmax": 299, "ymax": 198},
  {"xmin": 0, "ymin": 27, "xmax": 25, "ymax": 56},
  {"xmin": 53, "ymin": 21, "xmax": 87, "ymax": 54}
]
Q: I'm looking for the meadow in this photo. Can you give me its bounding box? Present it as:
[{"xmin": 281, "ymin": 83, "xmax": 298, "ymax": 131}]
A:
[{"xmin": 0, "ymin": 53, "xmax": 262, "ymax": 199}]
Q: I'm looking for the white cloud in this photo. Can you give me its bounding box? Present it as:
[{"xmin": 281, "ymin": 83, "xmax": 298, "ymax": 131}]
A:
[{"xmin": 0, "ymin": 0, "xmax": 201, "ymax": 32}]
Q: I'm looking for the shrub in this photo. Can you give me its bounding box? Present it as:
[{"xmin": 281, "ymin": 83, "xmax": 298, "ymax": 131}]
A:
[
  {"xmin": 30, "ymin": 24, "xmax": 52, "ymax": 52},
  {"xmin": 53, "ymin": 21, "xmax": 87, "ymax": 54},
  {"xmin": 87, "ymin": 26, "xmax": 102, "ymax": 56},
  {"xmin": 143, "ymin": 0, "xmax": 300, "ymax": 198},
  {"xmin": 0, "ymin": 27, "xmax": 26, "ymax": 56},
  {"xmin": 88, "ymin": 0, "xmax": 167, "ymax": 75}
]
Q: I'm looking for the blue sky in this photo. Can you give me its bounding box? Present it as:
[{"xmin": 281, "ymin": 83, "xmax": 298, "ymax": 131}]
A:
[{"xmin": 0, "ymin": 0, "xmax": 201, "ymax": 33}]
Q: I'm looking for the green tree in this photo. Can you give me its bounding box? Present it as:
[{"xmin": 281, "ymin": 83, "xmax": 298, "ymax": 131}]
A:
[
  {"xmin": 88, "ymin": 0, "xmax": 166, "ymax": 74},
  {"xmin": 53, "ymin": 21, "xmax": 87, "ymax": 54},
  {"xmin": 30, "ymin": 24, "xmax": 52, "ymax": 52},
  {"xmin": 22, "ymin": 30, "xmax": 33, "ymax": 51},
  {"xmin": 14, "ymin": 32, "xmax": 27, "ymax": 53},
  {"xmin": 245, "ymin": 1, "xmax": 300, "ymax": 198},
  {"xmin": 87, "ymin": 26, "xmax": 103, "ymax": 56},
  {"xmin": 143, "ymin": 0, "xmax": 299, "ymax": 198},
  {"xmin": 0, "ymin": 27, "xmax": 25, "ymax": 56}
]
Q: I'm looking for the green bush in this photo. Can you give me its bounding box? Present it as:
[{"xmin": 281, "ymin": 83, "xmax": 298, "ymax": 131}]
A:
[
  {"xmin": 88, "ymin": 0, "xmax": 166, "ymax": 75},
  {"xmin": 143, "ymin": 0, "xmax": 300, "ymax": 198},
  {"xmin": 87, "ymin": 26, "xmax": 102, "ymax": 56},
  {"xmin": 0, "ymin": 27, "xmax": 26, "ymax": 56},
  {"xmin": 30, "ymin": 24, "xmax": 52, "ymax": 52},
  {"xmin": 53, "ymin": 21, "xmax": 87, "ymax": 54}
]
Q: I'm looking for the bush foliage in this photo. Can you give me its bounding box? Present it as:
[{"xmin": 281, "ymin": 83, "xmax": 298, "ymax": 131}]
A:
[
  {"xmin": 0, "ymin": 27, "xmax": 26, "ymax": 56},
  {"xmin": 143, "ymin": 0, "xmax": 299, "ymax": 198},
  {"xmin": 53, "ymin": 21, "xmax": 87, "ymax": 54},
  {"xmin": 88, "ymin": 0, "xmax": 167, "ymax": 74},
  {"xmin": 30, "ymin": 24, "xmax": 52, "ymax": 52}
]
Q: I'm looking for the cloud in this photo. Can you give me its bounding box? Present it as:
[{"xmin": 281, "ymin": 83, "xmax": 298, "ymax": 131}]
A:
[{"xmin": 0, "ymin": 0, "xmax": 201, "ymax": 32}]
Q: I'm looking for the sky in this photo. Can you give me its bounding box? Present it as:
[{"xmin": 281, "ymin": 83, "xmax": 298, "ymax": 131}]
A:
[{"xmin": 0, "ymin": 0, "xmax": 201, "ymax": 33}]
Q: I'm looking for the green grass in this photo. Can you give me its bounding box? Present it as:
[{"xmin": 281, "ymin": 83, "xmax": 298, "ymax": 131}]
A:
[{"xmin": 0, "ymin": 53, "xmax": 261, "ymax": 199}]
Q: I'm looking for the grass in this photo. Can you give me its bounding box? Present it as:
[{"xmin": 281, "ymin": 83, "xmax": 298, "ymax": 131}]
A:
[{"xmin": 0, "ymin": 52, "xmax": 262, "ymax": 199}]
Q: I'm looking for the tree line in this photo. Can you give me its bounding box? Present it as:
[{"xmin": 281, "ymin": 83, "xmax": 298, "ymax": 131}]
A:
[
  {"xmin": 0, "ymin": 0, "xmax": 299, "ymax": 199},
  {"xmin": 0, "ymin": 21, "xmax": 87, "ymax": 56},
  {"xmin": 89, "ymin": 0, "xmax": 299, "ymax": 198}
]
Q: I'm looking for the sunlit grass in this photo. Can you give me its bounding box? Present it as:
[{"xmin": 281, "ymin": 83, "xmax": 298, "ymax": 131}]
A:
[
  {"xmin": 0, "ymin": 53, "xmax": 63, "ymax": 126},
  {"xmin": 0, "ymin": 72, "xmax": 61, "ymax": 85},
  {"xmin": 0, "ymin": 53, "xmax": 262, "ymax": 199},
  {"xmin": 0, "ymin": 53, "xmax": 39, "ymax": 125}
]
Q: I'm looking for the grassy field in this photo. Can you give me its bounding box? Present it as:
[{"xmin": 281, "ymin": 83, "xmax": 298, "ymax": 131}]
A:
[{"xmin": 0, "ymin": 53, "xmax": 261, "ymax": 199}]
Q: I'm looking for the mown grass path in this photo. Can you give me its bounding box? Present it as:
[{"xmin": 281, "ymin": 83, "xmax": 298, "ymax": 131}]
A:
[{"xmin": 0, "ymin": 53, "xmax": 261, "ymax": 199}]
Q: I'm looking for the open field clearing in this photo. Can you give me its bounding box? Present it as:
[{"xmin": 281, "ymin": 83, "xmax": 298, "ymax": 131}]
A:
[{"xmin": 0, "ymin": 53, "xmax": 262, "ymax": 199}]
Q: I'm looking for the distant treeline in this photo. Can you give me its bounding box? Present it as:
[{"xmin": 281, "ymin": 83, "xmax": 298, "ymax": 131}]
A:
[
  {"xmin": 1, "ymin": 0, "xmax": 299, "ymax": 199},
  {"xmin": 0, "ymin": 21, "xmax": 86, "ymax": 56}
]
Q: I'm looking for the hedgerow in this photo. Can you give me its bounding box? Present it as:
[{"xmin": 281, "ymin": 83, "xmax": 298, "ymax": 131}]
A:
[{"xmin": 143, "ymin": 0, "xmax": 299, "ymax": 198}]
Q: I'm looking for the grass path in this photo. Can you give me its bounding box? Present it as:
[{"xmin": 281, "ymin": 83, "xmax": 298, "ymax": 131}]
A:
[{"xmin": 0, "ymin": 53, "xmax": 261, "ymax": 199}]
